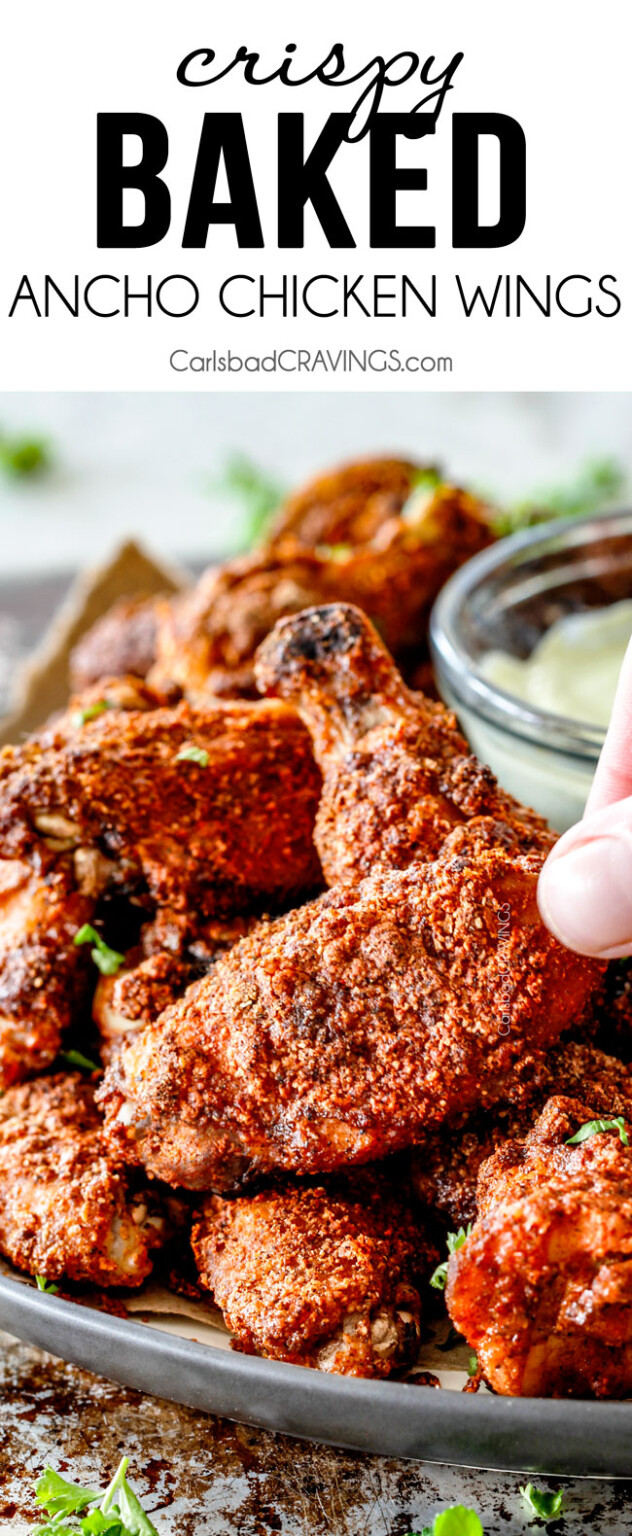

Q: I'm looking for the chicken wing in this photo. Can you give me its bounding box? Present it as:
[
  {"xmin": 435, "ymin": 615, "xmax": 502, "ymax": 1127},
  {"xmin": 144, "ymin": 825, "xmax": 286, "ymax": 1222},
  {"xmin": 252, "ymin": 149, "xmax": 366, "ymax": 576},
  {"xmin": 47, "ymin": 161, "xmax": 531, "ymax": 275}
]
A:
[
  {"xmin": 70, "ymin": 593, "xmax": 163, "ymax": 692},
  {"xmin": 256, "ymin": 603, "xmax": 552, "ymax": 885},
  {"xmin": 412, "ymin": 1040, "xmax": 632, "ymax": 1228},
  {"xmin": 268, "ymin": 456, "xmax": 426, "ymax": 547},
  {"xmin": 0, "ymin": 688, "xmax": 321, "ymax": 922},
  {"xmin": 446, "ymin": 1096, "xmax": 632, "ymax": 1397},
  {"xmin": 191, "ymin": 1176, "xmax": 435, "ymax": 1376},
  {"xmin": 0, "ymin": 859, "xmax": 94, "ymax": 1089},
  {"xmin": 0, "ymin": 1073, "xmax": 167, "ymax": 1287},
  {"xmin": 99, "ymin": 825, "xmax": 601, "ymax": 1189}
]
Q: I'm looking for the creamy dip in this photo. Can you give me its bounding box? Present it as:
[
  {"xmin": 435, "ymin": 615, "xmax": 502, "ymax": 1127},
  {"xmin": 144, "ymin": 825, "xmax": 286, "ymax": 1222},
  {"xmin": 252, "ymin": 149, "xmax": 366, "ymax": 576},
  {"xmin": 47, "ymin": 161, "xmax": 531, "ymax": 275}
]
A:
[{"xmin": 480, "ymin": 599, "xmax": 632, "ymax": 729}]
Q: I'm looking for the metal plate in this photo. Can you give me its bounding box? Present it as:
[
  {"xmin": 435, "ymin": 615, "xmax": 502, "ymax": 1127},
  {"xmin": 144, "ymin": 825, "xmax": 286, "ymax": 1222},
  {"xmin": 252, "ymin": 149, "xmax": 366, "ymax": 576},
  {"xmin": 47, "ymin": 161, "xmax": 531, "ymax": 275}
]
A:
[
  {"xmin": 2, "ymin": 567, "xmax": 632, "ymax": 1478},
  {"xmin": 1, "ymin": 1274, "xmax": 632, "ymax": 1476}
]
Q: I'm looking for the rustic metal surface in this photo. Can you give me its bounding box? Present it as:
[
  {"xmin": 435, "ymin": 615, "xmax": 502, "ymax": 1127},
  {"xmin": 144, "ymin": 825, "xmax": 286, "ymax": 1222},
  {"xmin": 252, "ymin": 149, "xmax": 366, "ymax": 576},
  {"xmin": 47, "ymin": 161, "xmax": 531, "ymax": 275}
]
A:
[{"xmin": 2, "ymin": 1333, "xmax": 632, "ymax": 1534}]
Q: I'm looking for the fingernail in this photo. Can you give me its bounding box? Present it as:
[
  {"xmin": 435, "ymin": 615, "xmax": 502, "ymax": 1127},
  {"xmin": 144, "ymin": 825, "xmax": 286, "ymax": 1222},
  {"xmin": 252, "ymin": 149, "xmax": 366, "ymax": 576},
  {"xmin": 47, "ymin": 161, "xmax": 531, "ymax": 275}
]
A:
[{"xmin": 538, "ymin": 833, "xmax": 632, "ymax": 959}]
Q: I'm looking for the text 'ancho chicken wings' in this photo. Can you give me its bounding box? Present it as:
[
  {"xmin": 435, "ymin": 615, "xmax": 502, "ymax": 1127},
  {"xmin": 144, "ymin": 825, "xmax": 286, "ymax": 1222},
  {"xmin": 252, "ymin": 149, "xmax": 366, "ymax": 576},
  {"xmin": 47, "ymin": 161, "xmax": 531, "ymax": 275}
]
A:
[
  {"xmin": 0, "ymin": 1074, "xmax": 167, "ymax": 1288},
  {"xmin": 99, "ymin": 607, "xmax": 602, "ymax": 1191},
  {"xmin": 192, "ymin": 1177, "xmax": 435, "ymax": 1376},
  {"xmin": 446, "ymin": 1097, "xmax": 632, "ymax": 1398}
]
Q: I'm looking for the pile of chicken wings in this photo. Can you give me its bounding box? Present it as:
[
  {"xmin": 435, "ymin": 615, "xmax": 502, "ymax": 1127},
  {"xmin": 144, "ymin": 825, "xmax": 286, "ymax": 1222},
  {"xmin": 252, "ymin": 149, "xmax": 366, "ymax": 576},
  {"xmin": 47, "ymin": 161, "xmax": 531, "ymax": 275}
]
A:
[{"xmin": 1, "ymin": 457, "xmax": 631, "ymax": 1399}]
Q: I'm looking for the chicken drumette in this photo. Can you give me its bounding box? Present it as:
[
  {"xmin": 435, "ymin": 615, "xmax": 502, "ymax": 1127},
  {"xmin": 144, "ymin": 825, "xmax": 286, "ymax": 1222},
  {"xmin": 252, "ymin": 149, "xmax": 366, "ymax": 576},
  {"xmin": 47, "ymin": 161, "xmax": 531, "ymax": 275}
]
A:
[
  {"xmin": 191, "ymin": 1176, "xmax": 435, "ymax": 1377},
  {"xmin": 446, "ymin": 1096, "xmax": 632, "ymax": 1397},
  {"xmin": 0, "ymin": 1073, "xmax": 167, "ymax": 1288},
  {"xmin": 99, "ymin": 608, "xmax": 601, "ymax": 1191}
]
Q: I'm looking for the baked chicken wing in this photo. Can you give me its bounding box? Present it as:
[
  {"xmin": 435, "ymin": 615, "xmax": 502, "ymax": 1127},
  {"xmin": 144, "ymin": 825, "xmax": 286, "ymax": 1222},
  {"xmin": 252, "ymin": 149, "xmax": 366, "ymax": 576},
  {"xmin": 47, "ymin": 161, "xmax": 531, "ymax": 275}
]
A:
[
  {"xmin": 99, "ymin": 821, "xmax": 600, "ymax": 1189},
  {"xmin": 0, "ymin": 859, "xmax": 94, "ymax": 1090},
  {"xmin": 0, "ymin": 1074, "xmax": 167, "ymax": 1288},
  {"xmin": 0, "ymin": 686, "xmax": 321, "ymax": 923},
  {"xmin": 70, "ymin": 593, "xmax": 163, "ymax": 693},
  {"xmin": 150, "ymin": 480, "xmax": 493, "ymax": 702},
  {"xmin": 446, "ymin": 1096, "xmax": 632, "ymax": 1397},
  {"xmin": 191, "ymin": 1176, "xmax": 434, "ymax": 1376}
]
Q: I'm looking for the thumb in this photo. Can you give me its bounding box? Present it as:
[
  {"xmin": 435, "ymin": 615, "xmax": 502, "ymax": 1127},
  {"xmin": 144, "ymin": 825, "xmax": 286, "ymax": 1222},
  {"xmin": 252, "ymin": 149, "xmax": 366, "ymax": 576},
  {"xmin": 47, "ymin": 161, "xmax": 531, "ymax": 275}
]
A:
[{"xmin": 538, "ymin": 794, "xmax": 632, "ymax": 959}]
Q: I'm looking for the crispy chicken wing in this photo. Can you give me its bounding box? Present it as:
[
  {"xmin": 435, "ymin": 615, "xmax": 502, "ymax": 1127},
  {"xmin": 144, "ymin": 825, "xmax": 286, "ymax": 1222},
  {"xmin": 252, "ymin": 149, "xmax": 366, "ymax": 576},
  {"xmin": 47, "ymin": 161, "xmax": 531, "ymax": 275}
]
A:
[
  {"xmin": 148, "ymin": 475, "xmax": 493, "ymax": 701},
  {"xmin": 0, "ymin": 859, "xmax": 94, "ymax": 1089},
  {"xmin": 99, "ymin": 823, "xmax": 601, "ymax": 1189},
  {"xmin": 256, "ymin": 603, "xmax": 552, "ymax": 885},
  {"xmin": 0, "ymin": 687, "xmax": 321, "ymax": 922},
  {"xmin": 0, "ymin": 1074, "xmax": 167, "ymax": 1287},
  {"xmin": 268, "ymin": 456, "xmax": 425, "ymax": 547},
  {"xmin": 446, "ymin": 1096, "xmax": 632, "ymax": 1397},
  {"xmin": 412, "ymin": 1041, "xmax": 632, "ymax": 1227},
  {"xmin": 191, "ymin": 1176, "xmax": 435, "ymax": 1376},
  {"xmin": 70, "ymin": 594, "xmax": 163, "ymax": 692}
]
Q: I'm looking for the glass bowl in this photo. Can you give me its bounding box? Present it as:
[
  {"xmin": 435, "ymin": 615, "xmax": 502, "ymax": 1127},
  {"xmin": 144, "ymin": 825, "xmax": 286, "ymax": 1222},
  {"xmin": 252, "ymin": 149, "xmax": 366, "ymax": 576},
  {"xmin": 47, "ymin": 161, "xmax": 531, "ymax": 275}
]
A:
[{"xmin": 430, "ymin": 508, "xmax": 632, "ymax": 831}]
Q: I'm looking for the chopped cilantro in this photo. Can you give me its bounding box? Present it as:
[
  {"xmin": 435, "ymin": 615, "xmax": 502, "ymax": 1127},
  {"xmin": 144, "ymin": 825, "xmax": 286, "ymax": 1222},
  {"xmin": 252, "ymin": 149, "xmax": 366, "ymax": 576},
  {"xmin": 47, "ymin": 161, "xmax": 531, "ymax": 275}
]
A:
[
  {"xmin": 430, "ymin": 1225, "xmax": 473, "ymax": 1290},
  {"xmin": 72, "ymin": 700, "xmax": 115, "ymax": 728},
  {"xmin": 520, "ymin": 1483, "xmax": 565, "ymax": 1520},
  {"xmin": 566, "ymin": 1116, "xmax": 629, "ymax": 1147},
  {"xmin": 175, "ymin": 744, "xmax": 210, "ymax": 767},
  {"xmin": 60, "ymin": 1049, "xmax": 100, "ymax": 1074},
  {"xmin": 35, "ymin": 1275, "xmax": 59, "ymax": 1294},
  {"xmin": 73, "ymin": 924, "xmax": 125, "ymax": 977}
]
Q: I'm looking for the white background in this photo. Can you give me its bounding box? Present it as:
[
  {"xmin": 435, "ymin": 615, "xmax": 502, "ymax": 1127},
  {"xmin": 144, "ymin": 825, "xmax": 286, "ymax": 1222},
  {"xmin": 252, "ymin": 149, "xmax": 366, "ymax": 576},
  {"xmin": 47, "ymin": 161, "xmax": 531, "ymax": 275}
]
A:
[
  {"xmin": 0, "ymin": 390, "xmax": 630, "ymax": 574},
  {"xmin": 0, "ymin": 0, "xmax": 630, "ymax": 390}
]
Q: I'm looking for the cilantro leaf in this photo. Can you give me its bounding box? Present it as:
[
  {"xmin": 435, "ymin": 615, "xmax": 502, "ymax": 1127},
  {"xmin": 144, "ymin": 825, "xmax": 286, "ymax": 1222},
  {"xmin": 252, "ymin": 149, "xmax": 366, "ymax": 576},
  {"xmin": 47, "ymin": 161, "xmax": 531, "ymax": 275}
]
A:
[
  {"xmin": 73, "ymin": 924, "xmax": 125, "ymax": 977},
  {"xmin": 406, "ymin": 1509, "xmax": 484, "ymax": 1536},
  {"xmin": 520, "ymin": 1483, "xmax": 564, "ymax": 1519},
  {"xmin": 492, "ymin": 456, "xmax": 626, "ymax": 536},
  {"xmin": 212, "ymin": 453, "xmax": 286, "ymax": 548},
  {"xmin": 175, "ymin": 744, "xmax": 210, "ymax": 767},
  {"xmin": 0, "ymin": 435, "xmax": 50, "ymax": 477},
  {"xmin": 34, "ymin": 1466, "xmax": 99, "ymax": 1519},
  {"xmin": 35, "ymin": 1274, "xmax": 59, "ymax": 1294},
  {"xmin": 60, "ymin": 1049, "xmax": 100, "ymax": 1074},
  {"xmin": 566, "ymin": 1116, "xmax": 629, "ymax": 1147},
  {"xmin": 72, "ymin": 700, "xmax": 115, "ymax": 728},
  {"xmin": 430, "ymin": 1225, "xmax": 473, "ymax": 1290}
]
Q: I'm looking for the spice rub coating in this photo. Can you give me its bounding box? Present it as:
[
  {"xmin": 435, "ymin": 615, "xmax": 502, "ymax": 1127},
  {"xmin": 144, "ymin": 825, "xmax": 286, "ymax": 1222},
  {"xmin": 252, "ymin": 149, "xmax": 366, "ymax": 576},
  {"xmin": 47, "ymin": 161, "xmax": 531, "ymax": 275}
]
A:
[
  {"xmin": 0, "ymin": 1073, "xmax": 167, "ymax": 1287},
  {"xmin": 191, "ymin": 1177, "xmax": 435, "ymax": 1376},
  {"xmin": 446, "ymin": 1096, "xmax": 632, "ymax": 1398},
  {"xmin": 99, "ymin": 830, "xmax": 601, "ymax": 1191},
  {"xmin": 0, "ymin": 691, "xmax": 322, "ymax": 920}
]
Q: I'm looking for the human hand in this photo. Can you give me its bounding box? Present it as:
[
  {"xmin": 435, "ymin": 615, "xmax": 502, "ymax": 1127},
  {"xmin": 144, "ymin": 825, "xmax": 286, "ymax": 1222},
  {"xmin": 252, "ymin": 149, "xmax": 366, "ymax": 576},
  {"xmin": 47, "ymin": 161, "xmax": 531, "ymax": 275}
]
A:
[{"xmin": 538, "ymin": 632, "xmax": 632, "ymax": 958}]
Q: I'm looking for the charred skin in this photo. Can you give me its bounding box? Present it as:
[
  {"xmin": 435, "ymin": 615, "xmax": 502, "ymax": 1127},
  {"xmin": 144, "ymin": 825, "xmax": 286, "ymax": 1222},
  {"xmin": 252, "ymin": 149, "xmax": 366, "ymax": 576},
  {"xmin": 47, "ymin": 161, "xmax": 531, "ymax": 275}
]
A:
[{"xmin": 0, "ymin": 859, "xmax": 94, "ymax": 1089}]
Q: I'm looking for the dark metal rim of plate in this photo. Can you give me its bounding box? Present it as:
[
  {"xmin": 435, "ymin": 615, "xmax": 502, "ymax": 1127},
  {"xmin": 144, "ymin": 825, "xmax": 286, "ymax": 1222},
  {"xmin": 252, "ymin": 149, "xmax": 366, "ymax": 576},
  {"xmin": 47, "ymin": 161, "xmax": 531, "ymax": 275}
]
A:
[{"xmin": 1, "ymin": 1275, "xmax": 631, "ymax": 1479}]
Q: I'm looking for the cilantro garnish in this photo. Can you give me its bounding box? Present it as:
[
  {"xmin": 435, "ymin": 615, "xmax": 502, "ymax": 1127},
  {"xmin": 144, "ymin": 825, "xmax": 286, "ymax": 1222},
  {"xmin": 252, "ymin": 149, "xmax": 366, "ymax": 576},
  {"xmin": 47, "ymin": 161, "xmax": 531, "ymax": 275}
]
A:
[
  {"xmin": 73, "ymin": 925, "xmax": 125, "ymax": 977},
  {"xmin": 566, "ymin": 1116, "xmax": 629, "ymax": 1147},
  {"xmin": 212, "ymin": 453, "xmax": 286, "ymax": 548},
  {"xmin": 520, "ymin": 1483, "xmax": 564, "ymax": 1520},
  {"xmin": 60, "ymin": 1049, "xmax": 100, "ymax": 1074},
  {"xmin": 401, "ymin": 468, "xmax": 443, "ymax": 524},
  {"xmin": 407, "ymin": 1507, "xmax": 484, "ymax": 1536},
  {"xmin": 31, "ymin": 1456, "xmax": 160, "ymax": 1536},
  {"xmin": 35, "ymin": 1275, "xmax": 59, "ymax": 1294},
  {"xmin": 430, "ymin": 1225, "xmax": 473, "ymax": 1290},
  {"xmin": 467, "ymin": 1353, "xmax": 479, "ymax": 1378},
  {"xmin": 0, "ymin": 435, "xmax": 49, "ymax": 478},
  {"xmin": 72, "ymin": 700, "xmax": 115, "ymax": 729},
  {"xmin": 175, "ymin": 744, "xmax": 210, "ymax": 767}
]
